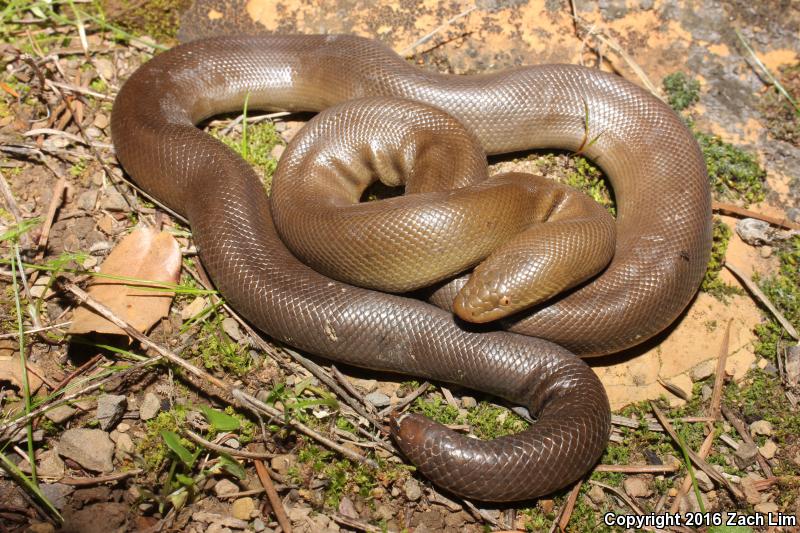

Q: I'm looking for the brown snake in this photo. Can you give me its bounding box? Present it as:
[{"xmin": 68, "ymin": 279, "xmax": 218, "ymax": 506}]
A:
[{"xmin": 111, "ymin": 34, "xmax": 712, "ymax": 501}]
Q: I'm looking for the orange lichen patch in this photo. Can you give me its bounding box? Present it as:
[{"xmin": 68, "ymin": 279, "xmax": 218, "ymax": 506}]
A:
[
  {"xmin": 596, "ymin": 292, "xmax": 761, "ymax": 410},
  {"xmin": 207, "ymin": 8, "xmax": 223, "ymax": 20},
  {"xmin": 758, "ymin": 48, "xmax": 800, "ymax": 72},
  {"xmin": 708, "ymin": 43, "xmax": 731, "ymax": 57},
  {"xmin": 245, "ymin": 0, "xmax": 279, "ymax": 31}
]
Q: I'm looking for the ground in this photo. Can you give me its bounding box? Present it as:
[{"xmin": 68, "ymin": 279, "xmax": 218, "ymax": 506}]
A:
[{"xmin": 0, "ymin": 1, "xmax": 799, "ymax": 532}]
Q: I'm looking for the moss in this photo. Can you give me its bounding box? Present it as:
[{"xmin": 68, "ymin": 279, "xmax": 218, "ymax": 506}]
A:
[
  {"xmin": 188, "ymin": 314, "xmax": 251, "ymax": 376},
  {"xmin": 701, "ymin": 218, "xmax": 741, "ymax": 300},
  {"xmin": 662, "ymin": 72, "xmax": 701, "ymax": 112},
  {"xmin": 465, "ymin": 402, "xmax": 529, "ymax": 439},
  {"xmin": 410, "ymin": 395, "xmax": 460, "ymax": 426},
  {"xmin": 139, "ymin": 406, "xmax": 190, "ymax": 471},
  {"xmin": 563, "ymin": 156, "xmax": 616, "ymax": 216},
  {"xmin": 212, "ymin": 121, "xmax": 283, "ymax": 192},
  {"xmin": 101, "ymin": 0, "xmax": 190, "ymax": 42},
  {"xmin": 753, "ymin": 236, "xmax": 799, "ymax": 361},
  {"xmin": 695, "ymin": 131, "xmax": 766, "ymax": 205}
]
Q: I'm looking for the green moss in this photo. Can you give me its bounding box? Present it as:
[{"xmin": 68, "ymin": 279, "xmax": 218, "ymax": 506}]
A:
[
  {"xmin": 410, "ymin": 395, "xmax": 460, "ymax": 426},
  {"xmin": 465, "ymin": 402, "xmax": 529, "ymax": 439},
  {"xmin": 695, "ymin": 131, "xmax": 766, "ymax": 205},
  {"xmin": 662, "ymin": 72, "xmax": 701, "ymax": 112},
  {"xmin": 188, "ymin": 314, "xmax": 251, "ymax": 376},
  {"xmin": 701, "ymin": 218, "xmax": 741, "ymax": 300},
  {"xmin": 101, "ymin": 0, "xmax": 189, "ymax": 42},
  {"xmin": 139, "ymin": 406, "xmax": 190, "ymax": 471},
  {"xmin": 753, "ymin": 236, "xmax": 800, "ymax": 360},
  {"xmin": 564, "ymin": 156, "xmax": 616, "ymax": 216},
  {"xmin": 212, "ymin": 121, "xmax": 283, "ymax": 192}
]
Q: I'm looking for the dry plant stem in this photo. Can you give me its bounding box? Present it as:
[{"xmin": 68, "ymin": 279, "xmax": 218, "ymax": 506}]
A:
[
  {"xmin": 0, "ymin": 321, "xmax": 71, "ymax": 340},
  {"xmin": 185, "ymin": 430, "xmax": 274, "ymax": 460},
  {"xmin": 588, "ymin": 480, "xmax": 644, "ymax": 515},
  {"xmin": 708, "ymin": 319, "xmax": 733, "ymax": 420},
  {"xmin": 254, "ymin": 459, "xmax": 293, "ymax": 533},
  {"xmin": 0, "ymin": 358, "xmax": 157, "ymax": 439},
  {"xmin": 712, "ymin": 201, "xmax": 800, "ymax": 231},
  {"xmin": 725, "ymin": 263, "xmax": 799, "ymax": 340},
  {"xmin": 399, "ymin": 5, "xmax": 478, "ymax": 56},
  {"xmin": 61, "ymin": 279, "xmax": 375, "ymax": 466},
  {"xmin": 0, "ymin": 169, "xmax": 26, "ymax": 228},
  {"xmin": 233, "ymin": 389, "xmax": 376, "ymax": 467},
  {"xmin": 669, "ymin": 429, "xmax": 715, "ymax": 513},
  {"xmin": 59, "ymin": 469, "xmax": 143, "ymax": 486},
  {"xmin": 331, "ymin": 365, "xmax": 376, "ymax": 413},
  {"xmin": 721, "ymin": 405, "xmax": 774, "ymax": 478},
  {"xmin": 461, "ymin": 499, "xmax": 500, "ymax": 528},
  {"xmin": 557, "ymin": 480, "xmax": 584, "ymax": 532},
  {"xmin": 330, "ymin": 513, "xmax": 384, "ymax": 533},
  {"xmin": 594, "ymin": 464, "xmax": 680, "ymax": 473},
  {"xmin": 50, "ymin": 353, "xmax": 103, "ymax": 394},
  {"xmin": 651, "ymin": 403, "xmax": 744, "ymax": 501},
  {"xmin": 379, "ymin": 381, "xmax": 431, "ymax": 417}
]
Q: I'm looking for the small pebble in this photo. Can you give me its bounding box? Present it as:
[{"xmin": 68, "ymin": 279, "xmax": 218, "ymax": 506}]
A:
[
  {"xmin": 734, "ymin": 442, "xmax": 759, "ymax": 468},
  {"xmin": 623, "ymin": 477, "xmax": 652, "ymax": 498},
  {"xmin": 461, "ymin": 396, "xmax": 477, "ymax": 409},
  {"xmin": 139, "ymin": 392, "xmax": 161, "ymax": 421},
  {"xmin": 759, "ymin": 439, "xmax": 778, "ymax": 460},
  {"xmin": 213, "ymin": 479, "xmax": 239, "ymax": 497},
  {"xmin": 694, "ymin": 470, "xmax": 714, "ymax": 492},
  {"xmin": 231, "ymin": 497, "xmax": 255, "ymax": 520},
  {"xmin": 404, "ymin": 478, "xmax": 422, "ymax": 501},
  {"xmin": 749, "ymin": 419, "xmax": 773, "ymax": 437},
  {"xmin": 365, "ymin": 391, "xmax": 391, "ymax": 408},
  {"xmin": 754, "ymin": 501, "xmax": 779, "ymax": 514}
]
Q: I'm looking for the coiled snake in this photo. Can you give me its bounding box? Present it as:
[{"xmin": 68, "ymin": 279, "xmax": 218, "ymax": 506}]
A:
[{"xmin": 111, "ymin": 34, "xmax": 712, "ymax": 501}]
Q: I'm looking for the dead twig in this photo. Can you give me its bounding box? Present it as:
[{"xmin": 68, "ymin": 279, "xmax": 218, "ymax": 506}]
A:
[
  {"xmin": 185, "ymin": 430, "xmax": 274, "ymax": 460},
  {"xmin": 254, "ymin": 459, "xmax": 293, "ymax": 533},
  {"xmin": 594, "ymin": 464, "xmax": 680, "ymax": 473},
  {"xmin": 379, "ymin": 381, "xmax": 430, "ymax": 418},
  {"xmin": 725, "ymin": 263, "xmax": 799, "ymax": 340},
  {"xmin": 58, "ymin": 469, "xmax": 142, "ymax": 486},
  {"xmin": 557, "ymin": 479, "xmax": 583, "ymax": 531},
  {"xmin": 708, "ymin": 319, "xmax": 733, "ymax": 420},
  {"xmin": 712, "ymin": 201, "xmax": 800, "ymax": 231},
  {"xmin": 721, "ymin": 406, "xmax": 773, "ymax": 478}
]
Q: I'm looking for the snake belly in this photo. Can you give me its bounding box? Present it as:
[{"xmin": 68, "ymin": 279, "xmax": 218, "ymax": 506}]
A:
[{"xmin": 111, "ymin": 34, "xmax": 712, "ymax": 501}]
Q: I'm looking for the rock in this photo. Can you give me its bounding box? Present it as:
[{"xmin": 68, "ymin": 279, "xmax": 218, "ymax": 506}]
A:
[
  {"xmin": 99, "ymin": 189, "xmax": 128, "ymax": 211},
  {"xmin": 40, "ymin": 483, "xmax": 74, "ymax": 510},
  {"xmin": 94, "ymin": 58, "xmax": 114, "ymax": 80},
  {"xmin": 413, "ymin": 510, "xmax": 445, "ymax": 531},
  {"xmin": 27, "ymin": 522, "xmax": 55, "ymax": 533},
  {"xmin": 115, "ymin": 432, "xmax": 135, "ymax": 460},
  {"xmin": 365, "ymin": 391, "xmax": 391, "ymax": 408},
  {"xmin": 221, "ymin": 317, "xmax": 244, "ymax": 341},
  {"xmin": 759, "ymin": 439, "xmax": 778, "ymax": 460},
  {"xmin": 270, "ymin": 454, "xmax": 296, "ymax": 476},
  {"xmin": 375, "ymin": 504, "xmax": 394, "ymax": 521},
  {"xmin": 139, "ymin": 392, "xmax": 161, "ymax": 420},
  {"xmin": 231, "ymin": 497, "xmax": 255, "ymax": 520},
  {"xmin": 252, "ymin": 518, "xmax": 266, "ymax": 532},
  {"xmin": 461, "ymin": 396, "xmax": 477, "ymax": 409},
  {"xmin": 734, "ymin": 442, "xmax": 759, "ymax": 468},
  {"xmin": 700, "ymin": 384, "xmax": 713, "ymax": 401},
  {"xmin": 690, "ymin": 359, "xmax": 716, "ymax": 381},
  {"xmin": 736, "ymin": 218, "xmax": 771, "ymax": 245},
  {"xmin": 694, "ymin": 470, "xmax": 714, "ymax": 492},
  {"xmin": 587, "ymin": 484, "xmax": 606, "ymax": 505},
  {"xmin": 749, "ymin": 419, "xmax": 773, "ymax": 437},
  {"xmin": 45, "ymin": 404, "xmax": 76, "ymax": 424},
  {"xmin": 741, "ymin": 475, "xmax": 763, "ymax": 505},
  {"xmin": 38, "ymin": 449, "xmax": 66, "ymax": 478},
  {"xmin": 73, "ymin": 486, "xmax": 111, "ymax": 505},
  {"xmin": 271, "ymin": 144, "xmax": 285, "ymax": 160},
  {"xmin": 287, "ymin": 505, "xmax": 312, "ymax": 523},
  {"xmin": 117, "ymin": 422, "xmax": 130, "ymax": 433},
  {"xmin": 58, "ymin": 428, "xmax": 114, "ymax": 472},
  {"xmin": 338, "ymin": 496, "xmax": 358, "ymax": 519},
  {"xmin": 213, "ymin": 479, "xmax": 239, "ymax": 497},
  {"xmin": 62, "ymin": 502, "xmax": 128, "ymax": 533},
  {"xmin": 404, "ymin": 478, "xmax": 422, "ymax": 501},
  {"xmin": 181, "ymin": 296, "xmax": 208, "ymax": 320},
  {"xmin": 759, "ymin": 246, "xmax": 773, "ymax": 258},
  {"xmin": 623, "ymin": 477, "xmax": 652, "ymax": 498},
  {"xmin": 93, "ymin": 113, "xmax": 109, "ymax": 130},
  {"xmin": 76, "ymin": 190, "xmax": 98, "ymax": 211},
  {"xmin": 678, "ymin": 492, "xmax": 709, "ymax": 514},
  {"xmin": 96, "ymin": 394, "xmax": 127, "ymax": 430},
  {"xmin": 754, "ymin": 501, "xmax": 779, "ymax": 514}
]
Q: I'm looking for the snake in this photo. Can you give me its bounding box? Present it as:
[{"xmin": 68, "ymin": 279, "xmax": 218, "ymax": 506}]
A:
[{"xmin": 111, "ymin": 34, "xmax": 712, "ymax": 502}]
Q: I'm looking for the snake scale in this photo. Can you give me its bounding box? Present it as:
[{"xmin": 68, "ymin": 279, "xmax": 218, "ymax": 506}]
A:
[{"xmin": 111, "ymin": 34, "xmax": 712, "ymax": 501}]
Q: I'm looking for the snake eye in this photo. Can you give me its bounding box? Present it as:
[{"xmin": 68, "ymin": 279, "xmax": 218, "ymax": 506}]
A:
[{"xmin": 499, "ymin": 296, "xmax": 511, "ymax": 306}]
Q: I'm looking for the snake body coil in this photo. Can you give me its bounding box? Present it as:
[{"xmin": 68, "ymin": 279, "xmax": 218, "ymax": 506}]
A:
[{"xmin": 111, "ymin": 35, "xmax": 712, "ymax": 501}]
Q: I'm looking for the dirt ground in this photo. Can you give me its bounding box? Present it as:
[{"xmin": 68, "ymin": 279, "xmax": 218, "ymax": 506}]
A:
[{"xmin": 0, "ymin": 0, "xmax": 799, "ymax": 532}]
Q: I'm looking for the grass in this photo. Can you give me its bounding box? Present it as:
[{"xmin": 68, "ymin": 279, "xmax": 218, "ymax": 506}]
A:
[{"xmin": 753, "ymin": 236, "xmax": 800, "ymax": 361}]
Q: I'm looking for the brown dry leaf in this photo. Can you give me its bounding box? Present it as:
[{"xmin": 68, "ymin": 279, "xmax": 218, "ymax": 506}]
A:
[
  {"xmin": 68, "ymin": 227, "xmax": 181, "ymax": 337},
  {"xmin": 0, "ymin": 339, "xmax": 44, "ymax": 393}
]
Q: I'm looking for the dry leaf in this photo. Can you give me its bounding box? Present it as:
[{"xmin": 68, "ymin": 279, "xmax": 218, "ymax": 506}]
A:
[
  {"xmin": 68, "ymin": 227, "xmax": 181, "ymax": 337},
  {"xmin": 0, "ymin": 339, "xmax": 44, "ymax": 393}
]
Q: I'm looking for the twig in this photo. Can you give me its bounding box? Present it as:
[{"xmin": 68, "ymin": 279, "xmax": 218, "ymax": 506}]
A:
[
  {"xmin": 58, "ymin": 469, "xmax": 142, "ymax": 486},
  {"xmin": 254, "ymin": 459, "xmax": 292, "ymax": 533},
  {"xmin": 185, "ymin": 430, "xmax": 274, "ymax": 460},
  {"xmin": 594, "ymin": 464, "xmax": 680, "ymax": 473},
  {"xmin": 588, "ymin": 480, "xmax": 644, "ymax": 515},
  {"xmin": 400, "ymin": 5, "xmax": 478, "ymax": 56},
  {"xmin": 379, "ymin": 381, "xmax": 430, "ymax": 418},
  {"xmin": 708, "ymin": 319, "xmax": 733, "ymax": 420},
  {"xmin": 557, "ymin": 479, "xmax": 583, "ymax": 531},
  {"xmin": 331, "ymin": 366, "xmax": 376, "ymax": 413},
  {"xmin": 712, "ymin": 201, "xmax": 800, "ymax": 231},
  {"xmin": 720, "ymin": 406, "xmax": 773, "ymax": 478},
  {"xmin": 0, "ymin": 169, "xmax": 30, "ymax": 248},
  {"xmin": 330, "ymin": 513, "xmax": 384, "ymax": 533},
  {"xmin": 461, "ymin": 499, "xmax": 500, "ymax": 528},
  {"xmin": 651, "ymin": 403, "xmax": 744, "ymax": 501},
  {"xmin": 725, "ymin": 263, "xmax": 799, "ymax": 340},
  {"xmin": 0, "ymin": 321, "xmax": 71, "ymax": 340},
  {"xmin": 669, "ymin": 429, "xmax": 715, "ymax": 513},
  {"xmin": 60, "ymin": 280, "xmax": 375, "ymax": 467}
]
